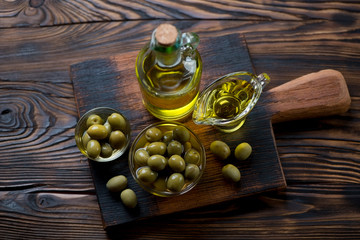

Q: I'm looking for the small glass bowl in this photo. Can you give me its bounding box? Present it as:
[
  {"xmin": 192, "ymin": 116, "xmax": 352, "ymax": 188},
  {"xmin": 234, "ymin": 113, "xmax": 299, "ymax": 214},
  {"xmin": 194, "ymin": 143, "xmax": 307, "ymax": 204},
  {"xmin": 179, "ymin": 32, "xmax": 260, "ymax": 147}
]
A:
[
  {"xmin": 75, "ymin": 107, "xmax": 131, "ymax": 162},
  {"xmin": 129, "ymin": 121, "xmax": 206, "ymax": 197}
]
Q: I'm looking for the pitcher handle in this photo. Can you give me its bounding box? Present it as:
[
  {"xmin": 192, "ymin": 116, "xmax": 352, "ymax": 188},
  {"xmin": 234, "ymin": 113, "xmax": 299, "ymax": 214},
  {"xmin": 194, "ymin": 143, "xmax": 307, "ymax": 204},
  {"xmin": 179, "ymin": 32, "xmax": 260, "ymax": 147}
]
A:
[
  {"xmin": 257, "ymin": 73, "xmax": 271, "ymax": 88},
  {"xmin": 181, "ymin": 32, "xmax": 200, "ymax": 50}
]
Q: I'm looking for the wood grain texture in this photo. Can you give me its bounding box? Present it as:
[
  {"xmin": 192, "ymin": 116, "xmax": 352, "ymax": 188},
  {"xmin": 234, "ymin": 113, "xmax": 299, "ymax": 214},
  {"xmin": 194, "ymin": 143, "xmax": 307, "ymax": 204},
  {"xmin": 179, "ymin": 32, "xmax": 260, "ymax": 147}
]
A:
[
  {"xmin": 0, "ymin": 0, "xmax": 359, "ymax": 27},
  {"xmin": 107, "ymin": 184, "xmax": 360, "ymax": 239},
  {"xmin": 0, "ymin": 19, "xmax": 359, "ymax": 83},
  {"xmin": 0, "ymin": 3, "xmax": 359, "ymax": 238}
]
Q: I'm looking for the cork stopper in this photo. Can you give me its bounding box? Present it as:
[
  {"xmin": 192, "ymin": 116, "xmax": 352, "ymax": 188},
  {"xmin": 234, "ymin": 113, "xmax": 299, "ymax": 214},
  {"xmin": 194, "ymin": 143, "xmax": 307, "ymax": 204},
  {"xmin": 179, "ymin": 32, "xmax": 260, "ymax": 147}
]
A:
[{"xmin": 155, "ymin": 24, "xmax": 178, "ymax": 46}]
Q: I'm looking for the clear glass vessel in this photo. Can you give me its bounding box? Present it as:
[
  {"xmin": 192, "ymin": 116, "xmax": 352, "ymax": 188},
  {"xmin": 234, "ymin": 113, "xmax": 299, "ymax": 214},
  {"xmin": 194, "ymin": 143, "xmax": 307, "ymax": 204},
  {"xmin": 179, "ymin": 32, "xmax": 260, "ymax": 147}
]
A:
[
  {"xmin": 192, "ymin": 72, "xmax": 270, "ymax": 133},
  {"xmin": 135, "ymin": 24, "xmax": 202, "ymax": 121},
  {"xmin": 75, "ymin": 107, "xmax": 131, "ymax": 162},
  {"xmin": 128, "ymin": 121, "xmax": 206, "ymax": 197}
]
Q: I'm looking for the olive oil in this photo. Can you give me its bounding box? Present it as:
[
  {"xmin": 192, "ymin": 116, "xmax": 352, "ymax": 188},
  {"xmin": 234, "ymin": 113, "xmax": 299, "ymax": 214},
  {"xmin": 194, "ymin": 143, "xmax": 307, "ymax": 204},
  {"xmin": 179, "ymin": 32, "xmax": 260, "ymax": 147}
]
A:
[
  {"xmin": 195, "ymin": 79, "xmax": 255, "ymax": 122},
  {"xmin": 136, "ymin": 24, "xmax": 202, "ymax": 121},
  {"xmin": 192, "ymin": 72, "xmax": 269, "ymax": 133}
]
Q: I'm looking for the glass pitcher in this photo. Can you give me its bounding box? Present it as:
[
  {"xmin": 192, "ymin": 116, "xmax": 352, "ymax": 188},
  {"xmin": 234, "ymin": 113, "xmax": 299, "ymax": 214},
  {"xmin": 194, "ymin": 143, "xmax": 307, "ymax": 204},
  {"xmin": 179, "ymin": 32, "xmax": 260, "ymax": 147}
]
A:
[
  {"xmin": 192, "ymin": 72, "xmax": 270, "ymax": 133},
  {"xmin": 135, "ymin": 24, "xmax": 202, "ymax": 121}
]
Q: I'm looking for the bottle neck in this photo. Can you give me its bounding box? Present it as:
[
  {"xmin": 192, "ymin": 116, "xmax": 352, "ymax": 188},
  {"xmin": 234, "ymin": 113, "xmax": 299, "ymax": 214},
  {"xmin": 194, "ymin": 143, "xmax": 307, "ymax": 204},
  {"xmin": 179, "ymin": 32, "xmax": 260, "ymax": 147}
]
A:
[{"xmin": 150, "ymin": 29, "xmax": 182, "ymax": 67}]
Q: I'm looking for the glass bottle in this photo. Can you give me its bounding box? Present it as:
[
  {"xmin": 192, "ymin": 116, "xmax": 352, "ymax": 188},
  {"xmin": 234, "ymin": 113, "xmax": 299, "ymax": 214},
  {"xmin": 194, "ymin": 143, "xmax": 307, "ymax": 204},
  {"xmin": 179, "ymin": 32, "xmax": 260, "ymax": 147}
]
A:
[{"xmin": 135, "ymin": 24, "xmax": 202, "ymax": 121}]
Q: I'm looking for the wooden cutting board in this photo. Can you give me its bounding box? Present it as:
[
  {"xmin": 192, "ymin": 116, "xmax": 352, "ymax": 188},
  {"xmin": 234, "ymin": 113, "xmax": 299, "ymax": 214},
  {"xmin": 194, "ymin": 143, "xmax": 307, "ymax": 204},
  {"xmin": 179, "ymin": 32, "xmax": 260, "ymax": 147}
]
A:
[{"xmin": 70, "ymin": 34, "xmax": 350, "ymax": 230}]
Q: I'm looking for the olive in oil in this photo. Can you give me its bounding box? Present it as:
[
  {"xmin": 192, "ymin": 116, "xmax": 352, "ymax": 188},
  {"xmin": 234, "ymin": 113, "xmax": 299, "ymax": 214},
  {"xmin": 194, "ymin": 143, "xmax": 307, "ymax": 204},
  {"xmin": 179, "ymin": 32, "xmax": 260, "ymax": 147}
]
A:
[{"xmin": 135, "ymin": 24, "xmax": 202, "ymax": 121}]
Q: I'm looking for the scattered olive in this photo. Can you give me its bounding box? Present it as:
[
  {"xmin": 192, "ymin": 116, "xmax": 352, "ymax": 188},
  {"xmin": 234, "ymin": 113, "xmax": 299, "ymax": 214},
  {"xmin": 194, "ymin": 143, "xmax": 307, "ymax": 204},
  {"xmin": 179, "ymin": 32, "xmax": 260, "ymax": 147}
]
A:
[
  {"xmin": 106, "ymin": 175, "xmax": 127, "ymax": 192},
  {"xmin": 235, "ymin": 142, "xmax": 252, "ymax": 161},
  {"xmin": 222, "ymin": 164, "xmax": 241, "ymax": 182},
  {"xmin": 166, "ymin": 173, "xmax": 185, "ymax": 192},
  {"xmin": 210, "ymin": 140, "xmax": 231, "ymax": 160},
  {"xmin": 120, "ymin": 189, "xmax": 137, "ymax": 208},
  {"xmin": 86, "ymin": 140, "xmax": 101, "ymax": 159}
]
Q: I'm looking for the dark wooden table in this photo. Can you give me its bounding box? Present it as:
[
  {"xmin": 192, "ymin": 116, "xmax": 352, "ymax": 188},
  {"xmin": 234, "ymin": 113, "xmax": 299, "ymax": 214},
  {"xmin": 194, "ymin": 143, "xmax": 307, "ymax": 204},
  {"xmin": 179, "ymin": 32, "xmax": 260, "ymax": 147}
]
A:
[{"xmin": 1, "ymin": 1, "xmax": 359, "ymax": 239}]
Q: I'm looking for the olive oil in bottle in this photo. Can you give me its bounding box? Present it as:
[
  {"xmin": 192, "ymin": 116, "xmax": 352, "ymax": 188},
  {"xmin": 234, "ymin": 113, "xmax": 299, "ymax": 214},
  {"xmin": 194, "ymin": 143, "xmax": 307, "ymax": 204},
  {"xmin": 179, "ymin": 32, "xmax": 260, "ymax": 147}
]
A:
[{"xmin": 136, "ymin": 24, "xmax": 202, "ymax": 121}]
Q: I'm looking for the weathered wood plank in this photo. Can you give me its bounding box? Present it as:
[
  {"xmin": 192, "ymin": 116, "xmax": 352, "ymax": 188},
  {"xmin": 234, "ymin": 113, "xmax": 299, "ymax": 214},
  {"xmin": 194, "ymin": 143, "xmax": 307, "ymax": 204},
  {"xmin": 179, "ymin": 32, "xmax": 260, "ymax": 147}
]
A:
[
  {"xmin": 106, "ymin": 184, "xmax": 360, "ymax": 239},
  {"xmin": 0, "ymin": 191, "xmax": 107, "ymax": 240},
  {"xmin": 0, "ymin": 19, "xmax": 359, "ymax": 83},
  {"xmin": 1, "ymin": 0, "xmax": 359, "ymax": 28}
]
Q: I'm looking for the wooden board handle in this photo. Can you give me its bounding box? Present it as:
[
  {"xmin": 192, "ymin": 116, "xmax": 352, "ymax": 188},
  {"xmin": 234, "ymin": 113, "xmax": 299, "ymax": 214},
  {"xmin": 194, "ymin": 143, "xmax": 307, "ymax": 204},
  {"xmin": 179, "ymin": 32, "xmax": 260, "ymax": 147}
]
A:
[{"xmin": 266, "ymin": 69, "xmax": 351, "ymax": 123}]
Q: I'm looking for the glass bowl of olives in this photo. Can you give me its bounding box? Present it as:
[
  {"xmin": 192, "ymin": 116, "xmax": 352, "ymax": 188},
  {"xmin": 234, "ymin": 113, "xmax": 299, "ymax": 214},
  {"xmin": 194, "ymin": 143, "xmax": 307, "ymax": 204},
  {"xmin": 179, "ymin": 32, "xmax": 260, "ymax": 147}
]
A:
[
  {"xmin": 75, "ymin": 107, "xmax": 131, "ymax": 162},
  {"xmin": 129, "ymin": 121, "xmax": 206, "ymax": 197}
]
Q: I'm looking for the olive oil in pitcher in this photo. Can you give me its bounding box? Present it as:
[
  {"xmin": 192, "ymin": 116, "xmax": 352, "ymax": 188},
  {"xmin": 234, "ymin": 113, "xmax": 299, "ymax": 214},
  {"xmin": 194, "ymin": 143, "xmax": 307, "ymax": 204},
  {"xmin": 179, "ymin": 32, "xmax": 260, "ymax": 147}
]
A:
[
  {"xmin": 135, "ymin": 24, "xmax": 202, "ymax": 121},
  {"xmin": 193, "ymin": 72, "xmax": 270, "ymax": 133}
]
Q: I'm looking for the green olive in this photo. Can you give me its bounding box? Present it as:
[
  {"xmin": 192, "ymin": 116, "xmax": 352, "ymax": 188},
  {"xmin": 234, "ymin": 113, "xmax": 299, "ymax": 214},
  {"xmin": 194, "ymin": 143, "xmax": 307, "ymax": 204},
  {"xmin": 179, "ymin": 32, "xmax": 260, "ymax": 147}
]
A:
[
  {"xmin": 172, "ymin": 126, "xmax": 190, "ymax": 143},
  {"xmin": 235, "ymin": 142, "xmax": 252, "ymax": 161},
  {"xmin": 103, "ymin": 121, "xmax": 112, "ymax": 138},
  {"xmin": 147, "ymin": 155, "xmax": 167, "ymax": 171},
  {"xmin": 153, "ymin": 177, "xmax": 167, "ymax": 191},
  {"xmin": 168, "ymin": 155, "xmax": 186, "ymax": 172},
  {"xmin": 82, "ymin": 131, "xmax": 91, "ymax": 149},
  {"xmin": 184, "ymin": 148, "xmax": 200, "ymax": 165},
  {"xmin": 108, "ymin": 113, "xmax": 127, "ymax": 131},
  {"xmin": 137, "ymin": 166, "xmax": 158, "ymax": 183},
  {"xmin": 147, "ymin": 142, "xmax": 167, "ymax": 156},
  {"xmin": 109, "ymin": 130, "xmax": 126, "ymax": 149},
  {"xmin": 184, "ymin": 164, "xmax": 200, "ymax": 180},
  {"xmin": 87, "ymin": 124, "xmax": 108, "ymax": 140},
  {"xmin": 106, "ymin": 175, "xmax": 127, "ymax": 192},
  {"xmin": 86, "ymin": 140, "xmax": 101, "ymax": 159},
  {"xmin": 166, "ymin": 173, "xmax": 185, "ymax": 192},
  {"xmin": 222, "ymin": 164, "xmax": 241, "ymax": 182},
  {"xmin": 184, "ymin": 141, "xmax": 192, "ymax": 152},
  {"xmin": 167, "ymin": 140, "xmax": 183, "ymax": 156},
  {"xmin": 145, "ymin": 127, "xmax": 163, "ymax": 142},
  {"xmin": 120, "ymin": 189, "xmax": 137, "ymax": 208},
  {"xmin": 162, "ymin": 130, "xmax": 173, "ymax": 145},
  {"xmin": 86, "ymin": 114, "xmax": 104, "ymax": 128},
  {"xmin": 143, "ymin": 142, "xmax": 150, "ymax": 148},
  {"xmin": 210, "ymin": 140, "xmax": 231, "ymax": 160},
  {"xmin": 134, "ymin": 149, "xmax": 149, "ymax": 166},
  {"xmin": 101, "ymin": 142, "xmax": 113, "ymax": 158}
]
